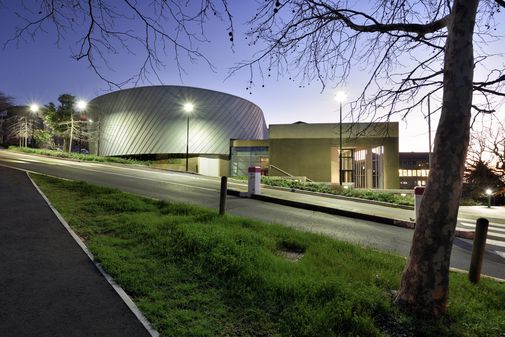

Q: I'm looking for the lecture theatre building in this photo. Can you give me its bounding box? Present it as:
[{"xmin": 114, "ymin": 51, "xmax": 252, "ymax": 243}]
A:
[{"xmin": 88, "ymin": 86, "xmax": 400, "ymax": 189}]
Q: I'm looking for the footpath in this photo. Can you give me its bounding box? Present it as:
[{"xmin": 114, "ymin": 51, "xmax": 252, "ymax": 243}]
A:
[{"xmin": 0, "ymin": 166, "xmax": 154, "ymax": 337}]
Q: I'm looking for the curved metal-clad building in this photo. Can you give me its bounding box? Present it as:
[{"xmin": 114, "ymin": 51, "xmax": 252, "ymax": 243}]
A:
[{"xmin": 88, "ymin": 86, "xmax": 268, "ymax": 158}]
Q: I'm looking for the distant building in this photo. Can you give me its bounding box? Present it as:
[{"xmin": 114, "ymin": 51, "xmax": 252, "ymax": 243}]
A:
[
  {"xmin": 399, "ymin": 152, "xmax": 430, "ymax": 189},
  {"xmin": 88, "ymin": 86, "xmax": 268, "ymax": 176},
  {"xmin": 231, "ymin": 122, "xmax": 400, "ymax": 189},
  {"xmin": 88, "ymin": 86, "xmax": 401, "ymax": 188}
]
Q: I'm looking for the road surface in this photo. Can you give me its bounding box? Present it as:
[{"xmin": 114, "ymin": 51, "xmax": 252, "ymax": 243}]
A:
[{"xmin": 0, "ymin": 150, "xmax": 503, "ymax": 279}]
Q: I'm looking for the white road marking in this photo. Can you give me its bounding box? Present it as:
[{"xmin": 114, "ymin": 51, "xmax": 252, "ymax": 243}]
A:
[
  {"xmin": 0, "ymin": 159, "xmax": 28, "ymax": 164},
  {"xmin": 491, "ymin": 250, "xmax": 505, "ymax": 259},
  {"xmin": 0, "ymin": 160, "xmax": 217, "ymax": 192},
  {"xmin": 486, "ymin": 238, "xmax": 505, "ymax": 248},
  {"xmin": 458, "ymin": 222, "xmax": 505, "ymax": 239}
]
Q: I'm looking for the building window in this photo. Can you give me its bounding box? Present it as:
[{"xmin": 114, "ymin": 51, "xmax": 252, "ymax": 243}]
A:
[
  {"xmin": 341, "ymin": 149, "xmax": 354, "ymax": 183},
  {"xmin": 354, "ymin": 149, "xmax": 366, "ymax": 188},
  {"xmin": 372, "ymin": 146, "xmax": 384, "ymax": 189},
  {"xmin": 230, "ymin": 146, "xmax": 269, "ymax": 176}
]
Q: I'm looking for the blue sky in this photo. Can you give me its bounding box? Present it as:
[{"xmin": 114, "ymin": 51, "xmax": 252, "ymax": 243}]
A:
[{"xmin": 1, "ymin": 1, "xmax": 502, "ymax": 152}]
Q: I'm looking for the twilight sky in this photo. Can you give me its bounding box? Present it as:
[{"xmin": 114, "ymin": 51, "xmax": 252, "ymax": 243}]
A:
[{"xmin": 1, "ymin": 1, "xmax": 503, "ymax": 152}]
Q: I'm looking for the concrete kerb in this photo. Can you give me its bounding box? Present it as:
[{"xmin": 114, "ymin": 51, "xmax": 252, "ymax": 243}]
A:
[
  {"xmin": 228, "ymin": 189, "xmax": 476, "ymax": 240},
  {"xmin": 259, "ymin": 184, "xmax": 415, "ymax": 210},
  {"xmin": 27, "ymin": 172, "xmax": 160, "ymax": 337},
  {"xmin": 226, "ymin": 177, "xmax": 414, "ymax": 211}
]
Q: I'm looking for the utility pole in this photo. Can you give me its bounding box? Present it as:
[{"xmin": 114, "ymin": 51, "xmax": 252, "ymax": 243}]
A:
[
  {"xmin": 69, "ymin": 113, "xmax": 74, "ymax": 153},
  {"xmin": 339, "ymin": 101, "xmax": 343, "ymax": 185},
  {"xmin": 24, "ymin": 117, "xmax": 28, "ymax": 147},
  {"xmin": 427, "ymin": 95, "xmax": 432, "ymax": 169}
]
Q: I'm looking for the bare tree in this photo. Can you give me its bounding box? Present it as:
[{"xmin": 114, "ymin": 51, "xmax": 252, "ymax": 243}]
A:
[
  {"xmin": 231, "ymin": 0, "xmax": 505, "ymax": 318},
  {"xmin": 2, "ymin": 1, "xmax": 234, "ymax": 88},
  {"xmin": 486, "ymin": 119, "xmax": 505, "ymax": 178},
  {"xmin": 469, "ymin": 118, "xmax": 505, "ymax": 179},
  {"xmin": 4, "ymin": 0, "xmax": 505, "ymax": 318},
  {"xmin": 6, "ymin": 115, "xmax": 35, "ymax": 147}
]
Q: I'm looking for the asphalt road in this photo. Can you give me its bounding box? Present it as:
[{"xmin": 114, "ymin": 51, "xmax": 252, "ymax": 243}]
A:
[{"xmin": 0, "ymin": 150, "xmax": 504, "ymax": 279}]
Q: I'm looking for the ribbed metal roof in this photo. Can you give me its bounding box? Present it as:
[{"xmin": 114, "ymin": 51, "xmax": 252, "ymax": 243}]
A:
[{"xmin": 88, "ymin": 86, "xmax": 268, "ymax": 156}]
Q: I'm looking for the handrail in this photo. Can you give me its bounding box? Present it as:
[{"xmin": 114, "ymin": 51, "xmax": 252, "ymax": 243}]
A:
[
  {"xmin": 269, "ymin": 165, "xmax": 313, "ymax": 182},
  {"xmin": 269, "ymin": 164, "xmax": 294, "ymax": 177}
]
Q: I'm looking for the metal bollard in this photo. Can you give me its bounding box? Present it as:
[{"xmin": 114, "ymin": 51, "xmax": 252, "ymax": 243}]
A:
[
  {"xmin": 219, "ymin": 176, "xmax": 227, "ymax": 216},
  {"xmin": 469, "ymin": 218, "xmax": 489, "ymax": 284}
]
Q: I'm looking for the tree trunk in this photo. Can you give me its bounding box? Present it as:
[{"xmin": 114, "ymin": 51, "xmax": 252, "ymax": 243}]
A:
[
  {"xmin": 395, "ymin": 0, "xmax": 479, "ymax": 318},
  {"xmin": 69, "ymin": 114, "xmax": 74, "ymax": 153}
]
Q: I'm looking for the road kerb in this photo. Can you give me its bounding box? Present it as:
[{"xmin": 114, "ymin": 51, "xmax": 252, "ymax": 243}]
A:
[{"xmin": 230, "ymin": 190, "xmax": 475, "ymax": 240}]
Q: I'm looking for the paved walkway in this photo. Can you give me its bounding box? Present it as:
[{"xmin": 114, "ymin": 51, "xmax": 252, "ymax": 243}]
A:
[{"xmin": 0, "ymin": 166, "xmax": 151, "ymax": 337}]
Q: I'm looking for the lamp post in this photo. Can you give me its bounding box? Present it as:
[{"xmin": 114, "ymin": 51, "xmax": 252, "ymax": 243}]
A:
[
  {"xmin": 335, "ymin": 91, "xmax": 347, "ymax": 185},
  {"xmin": 486, "ymin": 188, "xmax": 492, "ymax": 208},
  {"xmin": 183, "ymin": 102, "xmax": 194, "ymax": 172},
  {"xmin": 72, "ymin": 100, "xmax": 87, "ymax": 153},
  {"xmin": 27, "ymin": 104, "xmax": 39, "ymax": 147}
]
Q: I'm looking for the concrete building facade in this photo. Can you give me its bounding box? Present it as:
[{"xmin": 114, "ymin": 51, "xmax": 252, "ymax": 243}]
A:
[
  {"xmin": 88, "ymin": 86, "xmax": 399, "ymax": 189},
  {"xmin": 88, "ymin": 86, "xmax": 268, "ymax": 176},
  {"xmin": 243, "ymin": 122, "xmax": 400, "ymax": 189}
]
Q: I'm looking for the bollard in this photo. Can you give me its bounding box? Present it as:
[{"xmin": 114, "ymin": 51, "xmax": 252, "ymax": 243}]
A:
[
  {"xmin": 414, "ymin": 186, "xmax": 425, "ymax": 222},
  {"xmin": 469, "ymin": 218, "xmax": 489, "ymax": 284},
  {"xmin": 248, "ymin": 166, "xmax": 261, "ymax": 196},
  {"xmin": 219, "ymin": 176, "xmax": 227, "ymax": 216}
]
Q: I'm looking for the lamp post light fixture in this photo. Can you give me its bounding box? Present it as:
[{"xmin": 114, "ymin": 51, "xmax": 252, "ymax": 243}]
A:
[
  {"xmin": 335, "ymin": 91, "xmax": 347, "ymax": 185},
  {"xmin": 183, "ymin": 102, "xmax": 194, "ymax": 172},
  {"xmin": 22, "ymin": 103, "xmax": 40, "ymax": 147},
  {"xmin": 72, "ymin": 100, "xmax": 87, "ymax": 153},
  {"xmin": 486, "ymin": 188, "xmax": 493, "ymax": 208},
  {"xmin": 29, "ymin": 104, "xmax": 40, "ymax": 114}
]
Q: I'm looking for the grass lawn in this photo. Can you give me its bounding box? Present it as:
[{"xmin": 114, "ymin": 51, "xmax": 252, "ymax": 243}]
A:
[
  {"xmin": 8, "ymin": 146, "xmax": 151, "ymax": 166},
  {"xmin": 31, "ymin": 174, "xmax": 505, "ymax": 337}
]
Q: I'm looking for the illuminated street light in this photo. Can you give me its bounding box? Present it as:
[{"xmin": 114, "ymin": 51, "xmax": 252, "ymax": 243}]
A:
[
  {"xmin": 486, "ymin": 188, "xmax": 493, "ymax": 208},
  {"xmin": 21, "ymin": 103, "xmax": 40, "ymax": 147},
  {"xmin": 70, "ymin": 99, "xmax": 88, "ymax": 153},
  {"xmin": 183, "ymin": 102, "xmax": 194, "ymax": 172},
  {"xmin": 29, "ymin": 104, "xmax": 39, "ymax": 113},
  {"xmin": 76, "ymin": 100, "xmax": 87, "ymax": 111},
  {"xmin": 335, "ymin": 91, "xmax": 347, "ymax": 186}
]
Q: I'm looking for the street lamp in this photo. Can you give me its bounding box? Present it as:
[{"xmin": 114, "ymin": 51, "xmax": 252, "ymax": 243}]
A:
[
  {"xmin": 23, "ymin": 103, "xmax": 40, "ymax": 147},
  {"xmin": 183, "ymin": 102, "xmax": 194, "ymax": 172},
  {"xmin": 72, "ymin": 100, "xmax": 87, "ymax": 153},
  {"xmin": 486, "ymin": 188, "xmax": 493, "ymax": 208},
  {"xmin": 335, "ymin": 91, "xmax": 347, "ymax": 185},
  {"xmin": 29, "ymin": 104, "xmax": 39, "ymax": 114},
  {"xmin": 76, "ymin": 100, "xmax": 87, "ymax": 111}
]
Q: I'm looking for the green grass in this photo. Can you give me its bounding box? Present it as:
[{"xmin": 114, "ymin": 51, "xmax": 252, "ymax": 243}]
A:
[
  {"xmin": 32, "ymin": 174, "xmax": 505, "ymax": 337},
  {"xmin": 8, "ymin": 146, "xmax": 151, "ymax": 166}
]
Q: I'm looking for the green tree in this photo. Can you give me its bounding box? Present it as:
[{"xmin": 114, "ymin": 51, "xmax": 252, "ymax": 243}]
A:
[
  {"xmin": 0, "ymin": 91, "xmax": 13, "ymax": 144},
  {"xmin": 0, "ymin": 91, "xmax": 12, "ymax": 111},
  {"xmin": 33, "ymin": 129, "xmax": 54, "ymax": 149},
  {"xmin": 43, "ymin": 94, "xmax": 76, "ymax": 152}
]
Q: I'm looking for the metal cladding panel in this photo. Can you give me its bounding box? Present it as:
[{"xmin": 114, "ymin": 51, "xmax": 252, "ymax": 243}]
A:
[{"xmin": 89, "ymin": 86, "xmax": 268, "ymax": 156}]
